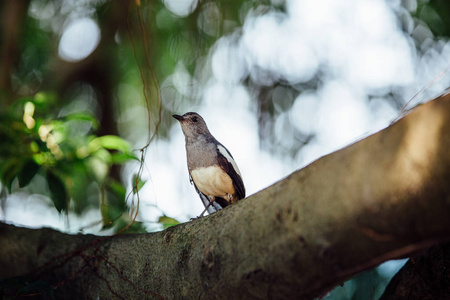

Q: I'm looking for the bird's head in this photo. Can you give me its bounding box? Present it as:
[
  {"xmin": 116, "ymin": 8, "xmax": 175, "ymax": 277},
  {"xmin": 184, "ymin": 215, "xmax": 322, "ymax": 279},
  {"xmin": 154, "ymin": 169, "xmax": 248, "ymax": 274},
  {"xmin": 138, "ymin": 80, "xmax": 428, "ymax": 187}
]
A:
[{"xmin": 172, "ymin": 112, "xmax": 211, "ymax": 138}]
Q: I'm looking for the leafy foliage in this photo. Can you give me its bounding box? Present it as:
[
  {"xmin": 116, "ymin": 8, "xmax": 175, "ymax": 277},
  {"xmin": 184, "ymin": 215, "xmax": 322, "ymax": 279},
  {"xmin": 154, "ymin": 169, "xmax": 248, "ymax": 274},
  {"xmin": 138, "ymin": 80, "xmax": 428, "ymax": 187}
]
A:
[
  {"xmin": 0, "ymin": 92, "xmax": 142, "ymax": 231},
  {"xmin": 158, "ymin": 215, "xmax": 181, "ymax": 230},
  {"xmin": 415, "ymin": 0, "xmax": 450, "ymax": 37}
]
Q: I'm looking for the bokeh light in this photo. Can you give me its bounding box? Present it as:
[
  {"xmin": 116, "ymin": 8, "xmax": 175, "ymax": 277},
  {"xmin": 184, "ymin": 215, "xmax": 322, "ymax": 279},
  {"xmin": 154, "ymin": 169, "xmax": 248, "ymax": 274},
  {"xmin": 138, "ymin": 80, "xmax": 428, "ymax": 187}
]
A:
[{"xmin": 58, "ymin": 17, "xmax": 100, "ymax": 62}]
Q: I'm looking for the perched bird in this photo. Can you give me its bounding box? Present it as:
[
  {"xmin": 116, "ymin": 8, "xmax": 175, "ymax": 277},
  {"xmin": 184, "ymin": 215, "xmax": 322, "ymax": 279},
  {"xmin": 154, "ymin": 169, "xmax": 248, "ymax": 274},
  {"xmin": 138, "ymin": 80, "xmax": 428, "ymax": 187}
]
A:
[{"xmin": 173, "ymin": 112, "xmax": 245, "ymax": 217}]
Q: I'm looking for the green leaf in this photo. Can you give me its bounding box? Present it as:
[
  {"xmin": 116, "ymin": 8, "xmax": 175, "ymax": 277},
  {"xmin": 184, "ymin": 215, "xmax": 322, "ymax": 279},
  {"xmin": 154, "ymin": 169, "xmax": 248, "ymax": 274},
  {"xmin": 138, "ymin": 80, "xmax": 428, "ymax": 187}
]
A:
[
  {"xmin": 158, "ymin": 215, "xmax": 180, "ymax": 229},
  {"xmin": 46, "ymin": 171, "xmax": 68, "ymax": 213},
  {"xmin": 87, "ymin": 156, "xmax": 109, "ymax": 183},
  {"xmin": 65, "ymin": 112, "xmax": 100, "ymax": 129},
  {"xmin": 107, "ymin": 179, "xmax": 126, "ymax": 200},
  {"xmin": 110, "ymin": 152, "xmax": 139, "ymax": 164},
  {"xmin": 0, "ymin": 159, "xmax": 23, "ymax": 193},
  {"xmin": 89, "ymin": 135, "xmax": 132, "ymax": 153},
  {"xmin": 18, "ymin": 160, "xmax": 40, "ymax": 188},
  {"xmin": 34, "ymin": 91, "xmax": 56, "ymax": 107},
  {"xmin": 132, "ymin": 174, "xmax": 147, "ymax": 194}
]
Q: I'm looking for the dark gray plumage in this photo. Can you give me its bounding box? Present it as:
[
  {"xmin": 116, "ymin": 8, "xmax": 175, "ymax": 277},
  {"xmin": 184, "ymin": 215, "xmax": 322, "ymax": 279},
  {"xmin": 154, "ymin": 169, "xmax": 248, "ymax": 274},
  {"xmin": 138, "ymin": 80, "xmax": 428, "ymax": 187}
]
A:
[{"xmin": 173, "ymin": 112, "xmax": 245, "ymax": 216}]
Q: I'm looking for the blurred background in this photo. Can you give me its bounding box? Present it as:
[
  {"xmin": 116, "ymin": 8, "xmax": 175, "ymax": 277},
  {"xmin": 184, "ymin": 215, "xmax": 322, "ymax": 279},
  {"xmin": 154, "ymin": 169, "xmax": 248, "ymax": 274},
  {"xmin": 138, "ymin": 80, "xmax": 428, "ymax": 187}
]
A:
[{"xmin": 1, "ymin": 0, "xmax": 450, "ymax": 299}]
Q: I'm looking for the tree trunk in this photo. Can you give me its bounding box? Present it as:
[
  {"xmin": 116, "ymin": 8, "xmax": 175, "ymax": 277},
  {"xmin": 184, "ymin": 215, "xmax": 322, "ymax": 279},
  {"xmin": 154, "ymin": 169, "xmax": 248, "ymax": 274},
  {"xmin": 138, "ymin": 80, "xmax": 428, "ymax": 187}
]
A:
[
  {"xmin": 0, "ymin": 0, "xmax": 29, "ymax": 102},
  {"xmin": 2, "ymin": 93, "xmax": 450, "ymax": 299}
]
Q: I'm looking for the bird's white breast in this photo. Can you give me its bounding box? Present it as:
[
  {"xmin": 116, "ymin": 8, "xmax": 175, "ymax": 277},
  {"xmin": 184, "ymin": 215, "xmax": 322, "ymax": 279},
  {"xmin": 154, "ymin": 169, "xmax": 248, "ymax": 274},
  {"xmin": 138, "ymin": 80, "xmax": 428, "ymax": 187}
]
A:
[{"xmin": 191, "ymin": 166, "xmax": 235, "ymax": 198}]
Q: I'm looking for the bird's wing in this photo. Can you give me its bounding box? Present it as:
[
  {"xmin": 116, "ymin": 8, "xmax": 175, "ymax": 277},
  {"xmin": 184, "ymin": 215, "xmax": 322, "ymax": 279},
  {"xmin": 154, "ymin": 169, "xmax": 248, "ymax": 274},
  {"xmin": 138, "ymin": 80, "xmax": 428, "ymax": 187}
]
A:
[
  {"xmin": 189, "ymin": 174, "xmax": 222, "ymax": 213},
  {"xmin": 216, "ymin": 144, "xmax": 246, "ymax": 200}
]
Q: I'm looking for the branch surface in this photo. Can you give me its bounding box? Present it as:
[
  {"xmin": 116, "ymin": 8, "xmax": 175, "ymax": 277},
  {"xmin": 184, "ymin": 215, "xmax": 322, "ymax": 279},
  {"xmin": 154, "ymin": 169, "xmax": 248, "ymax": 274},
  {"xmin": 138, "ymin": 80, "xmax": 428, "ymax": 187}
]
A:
[{"xmin": 2, "ymin": 94, "xmax": 450, "ymax": 299}]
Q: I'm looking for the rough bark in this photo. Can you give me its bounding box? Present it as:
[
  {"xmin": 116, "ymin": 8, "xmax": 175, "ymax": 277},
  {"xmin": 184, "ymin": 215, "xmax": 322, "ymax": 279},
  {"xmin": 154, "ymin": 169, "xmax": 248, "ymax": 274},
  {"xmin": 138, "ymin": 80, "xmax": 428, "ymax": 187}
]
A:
[
  {"xmin": 380, "ymin": 242, "xmax": 450, "ymax": 300},
  {"xmin": 2, "ymin": 93, "xmax": 450, "ymax": 299}
]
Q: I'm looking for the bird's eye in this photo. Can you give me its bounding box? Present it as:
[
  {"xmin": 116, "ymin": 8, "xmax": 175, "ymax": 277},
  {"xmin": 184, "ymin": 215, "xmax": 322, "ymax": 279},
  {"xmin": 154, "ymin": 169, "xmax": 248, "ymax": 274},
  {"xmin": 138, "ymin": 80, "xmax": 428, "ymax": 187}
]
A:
[{"xmin": 192, "ymin": 116, "xmax": 198, "ymax": 122}]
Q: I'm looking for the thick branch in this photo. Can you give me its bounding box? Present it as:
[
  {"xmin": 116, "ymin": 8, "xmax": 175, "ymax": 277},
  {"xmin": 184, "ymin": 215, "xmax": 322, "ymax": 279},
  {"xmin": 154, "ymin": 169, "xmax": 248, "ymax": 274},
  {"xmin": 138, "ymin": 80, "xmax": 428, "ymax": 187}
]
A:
[
  {"xmin": 2, "ymin": 93, "xmax": 450, "ymax": 299},
  {"xmin": 380, "ymin": 242, "xmax": 450, "ymax": 299}
]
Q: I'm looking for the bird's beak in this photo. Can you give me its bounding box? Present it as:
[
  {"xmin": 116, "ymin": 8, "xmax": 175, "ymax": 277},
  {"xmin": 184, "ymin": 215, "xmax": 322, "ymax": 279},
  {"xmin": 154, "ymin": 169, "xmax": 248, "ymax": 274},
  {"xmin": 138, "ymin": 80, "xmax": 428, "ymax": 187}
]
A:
[{"xmin": 172, "ymin": 114, "xmax": 184, "ymax": 122}]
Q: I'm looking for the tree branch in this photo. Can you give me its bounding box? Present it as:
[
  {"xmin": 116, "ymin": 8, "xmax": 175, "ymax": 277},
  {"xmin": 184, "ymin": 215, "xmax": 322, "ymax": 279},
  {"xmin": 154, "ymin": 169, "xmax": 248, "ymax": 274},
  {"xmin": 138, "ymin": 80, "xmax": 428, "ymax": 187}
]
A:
[
  {"xmin": 2, "ymin": 93, "xmax": 450, "ymax": 299},
  {"xmin": 380, "ymin": 242, "xmax": 450, "ymax": 299}
]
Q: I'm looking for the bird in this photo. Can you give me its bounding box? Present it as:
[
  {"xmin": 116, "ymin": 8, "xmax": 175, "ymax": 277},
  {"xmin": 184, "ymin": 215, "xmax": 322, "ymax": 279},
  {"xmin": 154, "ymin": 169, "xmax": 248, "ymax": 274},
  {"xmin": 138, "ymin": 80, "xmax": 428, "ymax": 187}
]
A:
[{"xmin": 173, "ymin": 112, "xmax": 245, "ymax": 217}]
